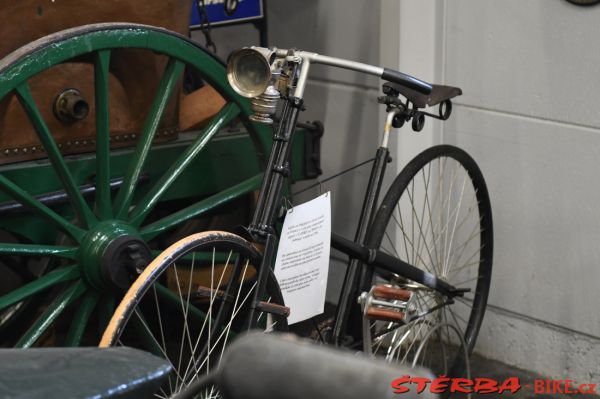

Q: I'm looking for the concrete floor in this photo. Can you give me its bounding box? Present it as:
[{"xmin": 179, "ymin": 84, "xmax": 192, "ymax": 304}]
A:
[
  {"xmin": 454, "ymin": 352, "xmax": 599, "ymax": 399},
  {"xmin": 294, "ymin": 306, "xmax": 598, "ymax": 398}
]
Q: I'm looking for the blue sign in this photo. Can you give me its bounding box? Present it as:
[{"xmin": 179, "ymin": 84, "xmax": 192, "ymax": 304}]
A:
[{"xmin": 190, "ymin": 0, "xmax": 264, "ymax": 28}]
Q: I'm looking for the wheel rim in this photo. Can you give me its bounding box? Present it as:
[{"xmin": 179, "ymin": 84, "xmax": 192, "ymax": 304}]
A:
[
  {"xmin": 0, "ymin": 23, "xmax": 270, "ymax": 347},
  {"xmin": 365, "ymin": 145, "xmax": 492, "ymax": 374},
  {"xmin": 101, "ymin": 231, "xmax": 286, "ymax": 398}
]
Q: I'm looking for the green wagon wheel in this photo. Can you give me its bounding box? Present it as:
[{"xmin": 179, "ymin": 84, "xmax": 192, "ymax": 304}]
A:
[{"xmin": 0, "ymin": 23, "xmax": 271, "ymax": 347}]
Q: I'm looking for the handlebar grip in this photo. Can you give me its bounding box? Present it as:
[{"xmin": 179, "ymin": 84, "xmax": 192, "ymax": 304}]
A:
[
  {"xmin": 216, "ymin": 333, "xmax": 438, "ymax": 399},
  {"xmin": 382, "ymin": 68, "xmax": 433, "ymax": 95}
]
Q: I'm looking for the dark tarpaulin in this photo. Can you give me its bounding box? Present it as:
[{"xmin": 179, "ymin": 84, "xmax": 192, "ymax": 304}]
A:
[{"xmin": 0, "ymin": 347, "xmax": 170, "ymax": 399}]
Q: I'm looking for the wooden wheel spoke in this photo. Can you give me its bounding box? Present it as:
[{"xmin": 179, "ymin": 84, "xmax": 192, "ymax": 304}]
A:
[
  {"xmin": 154, "ymin": 283, "xmax": 207, "ymax": 322},
  {"xmin": 129, "ymin": 102, "xmax": 240, "ymax": 227},
  {"xmin": 0, "ymin": 24, "xmax": 268, "ymax": 350},
  {"xmin": 14, "ymin": 83, "xmax": 97, "ymax": 228},
  {"xmin": 16, "ymin": 280, "xmax": 87, "ymax": 348},
  {"xmin": 0, "ymin": 243, "xmax": 77, "ymax": 259},
  {"xmin": 94, "ymin": 49, "xmax": 113, "ymax": 220},
  {"xmin": 141, "ymin": 173, "xmax": 262, "ymax": 241},
  {"xmin": 98, "ymin": 294, "xmax": 117, "ymax": 334},
  {"xmin": 65, "ymin": 291, "xmax": 100, "ymax": 346},
  {"xmin": 113, "ymin": 58, "xmax": 185, "ymax": 219},
  {"xmin": 0, "ymin": 174, "xmax": 85, "ymax": 242},
  {"xmin": 0, "ymin": 265, "xmax": 79, "ymax": 311}
]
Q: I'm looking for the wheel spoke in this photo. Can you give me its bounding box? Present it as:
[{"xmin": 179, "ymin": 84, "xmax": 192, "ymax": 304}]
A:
[
  {"xmin": 367, "ymin": 147, "xmax": 492, "ymax": 373},
  {"xmin": 151, "ymin": 285, "xmax": 169, "ymax": 375},
  {"xmin": 129, "ymin": 102, "xmax": 240, "ymax": 227},
  {"xmin": 103, "ymin": 233, "xmax": 276, "ymax": 398},
  {"xmin": 414, "ymin": 169, "xmax": 432, "ymax": 267},
  {"xmin": 447, "ymin": 221, "xmax": 482, "ymax": 277},
  {"xmin": 0, "ymin": 174, "xmax": 85, "ymax": 241},
  {"xmin": 448, "ymin": 259, "xmax": 482, "ymax": 279},
  {"xmin": 405, "ymin": 184, "xmax": 437, "ymax": 273},
  {"xmin": 423, "ymin": 162, "xmax": 442, "ymax": 274},
  {"xmin": 213, "ymin": 254, "xmax": 240, "ymax": 369},
  {"xmin": 183, "ymin": 253, "xmax": 198, "ymax": 378},
  {"xmin": 390, "ymin": 211, "xmax": 433, "ymax": 274},
  {"xmin": 113, "ymin": 58, "xmax": 185, "ymax": 218},
  {"xmin": 0, "ymin": 243, "xmax": 77, "ymax": 259},
  {"xmin": 452, "ymin": 274, "xmax": 484, "ymax": 287},
  {"xmin": 180, "ymin": 250, "xmax": 236, "ymax": 387},
  {"xmin": 441, "ymin": 162, "xmax": 460, "ymax": 276},
  {"xmin": 391, "ymin": 205, "xmax": 411, "ymax": 265},
  {"xmin": 398, "ymin": 319, "xmax": 430, "ymax": 364},
  {"xmin": 16, "ymin": 280, "xmax": 86, "ymax": 348},
  {"xmin": 448, "ymin": 305, "xmax": 469, "ymax": 329},
  {"xmin": 172, "ymin": 263, "xmax": 193, "ymax": 392},
  {"xmin": 98, "ymin": 294, "xmax": 116, "ymax": 334},
  {"xmin": 15, "ymin": 83, "xmax": 97, "ymax": 229},
  {"xmin": 94, "ymin": 50, "xmax": 113, "ymax": 220},
  {"xmin": 442, "ymin": 308, "xmax": 453, "ymax": 373},
  {"xmin": 154, "ymin": 282, "xmax": 207, "ymax": 321},
  {"xmin": 0, "ymin": 25, "xmax": 271, "ymax": 354},
  {"xmin": 140, "ymin": 173, "xmax": 263, "ymax": 241},
  {"xmin": 0, "ymin": 265, "xmax": 79, "ymax": 310},
  {"xmin": 191, "ymin": 279, "xmax": 256, "ymax": 385},
  {"xmin": 65, "ymin": 291, "xmax": 100, "ymax": 346},
  {"xmin": 424, "ymin": 184, "xmax": 471, "ymax": 271},
  {"xmin": 131, "ymin": 308, "xmax": 187, "ymax": 390},
  {"xmin": 443, "ymin": 173, "xmax": 469, "ymax": 276}
]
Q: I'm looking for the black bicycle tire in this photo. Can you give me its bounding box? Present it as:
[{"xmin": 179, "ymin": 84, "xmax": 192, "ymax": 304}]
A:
[
  {"xmin": 100, "ymin": 231, "xmax": 288, "ymax": 397},
  {"xmin": 101, "ymin": 231, "xmax": 288, "ymax": 346},
  {"xmin": 365, "ymin": 144, "xmax": 493, "ymax": 356}
]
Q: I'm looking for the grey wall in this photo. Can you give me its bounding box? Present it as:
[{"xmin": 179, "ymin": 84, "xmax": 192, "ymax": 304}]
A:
[
  {"xmin": 193, "ymin": 0, "xmax": 384, "ymax": 302},
  {"xmin": 267, "ymin": 0, "xmax": 383, "ymax": 302},
  {"xmin": 199, "ymin": 0, "xmax": 600, "ymax": 381},
  {"xmin": 390, "ymin": 0, "xmax": 600, "ymax": 382}
]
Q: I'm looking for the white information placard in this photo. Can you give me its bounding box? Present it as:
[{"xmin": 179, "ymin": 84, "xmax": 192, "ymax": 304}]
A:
[{"xmin": 274, "ymin": 192, "xmax": 331, "ymax": 324}]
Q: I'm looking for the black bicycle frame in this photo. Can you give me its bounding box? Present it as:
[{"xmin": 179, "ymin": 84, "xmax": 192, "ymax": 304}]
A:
[
  {"xmin": 246, "ymin": 96, "xmax": 303, "ymax": 327},
  {"xmin": 330, "ymin": 146, "xmax": 389, "ymax": 345},
  {"xmin": 244, "ymin": 97, "xmax": 463, "ymax": 334},
  {"xmin": 329, "ymin": 145, "xmax": 463, "ymax": 345}
]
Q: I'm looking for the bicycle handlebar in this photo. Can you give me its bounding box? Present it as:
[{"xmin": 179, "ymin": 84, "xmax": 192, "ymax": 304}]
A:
[
  {"xmin": 381, "ymin": 67, "xmax": 433, "ymax": 95},
  {"xmin": 212, "ymin": 333, "xmax": 438, "ymax": 399},
  {"xmin": 297, "ymin": 51, "xmax": 433, "ymax": 96}
]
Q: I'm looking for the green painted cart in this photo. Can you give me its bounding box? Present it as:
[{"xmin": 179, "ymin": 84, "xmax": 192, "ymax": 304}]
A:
[{"xmin": 0, "ymin": 23, "xmax": 321, "ymax": 348}]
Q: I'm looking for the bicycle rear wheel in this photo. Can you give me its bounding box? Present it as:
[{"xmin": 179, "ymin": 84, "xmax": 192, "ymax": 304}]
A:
[
  {"xmin": 363, "ymin": 145, "xmax": 493, "ymax": 375},
  {"xmin": 100, "ymin": 231, "xmax": 288, "ymax": 398}
]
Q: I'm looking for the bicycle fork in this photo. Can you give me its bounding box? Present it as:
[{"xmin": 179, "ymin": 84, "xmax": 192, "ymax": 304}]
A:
[{"xmin": 245, "ymin": 96, "xmax": 303, "ymax": 328}]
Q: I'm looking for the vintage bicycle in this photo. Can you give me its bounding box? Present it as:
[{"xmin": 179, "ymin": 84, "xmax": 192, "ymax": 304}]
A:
[{"xmin": 100, "ymin": 45, "xmax": 492, "ymax": 397}]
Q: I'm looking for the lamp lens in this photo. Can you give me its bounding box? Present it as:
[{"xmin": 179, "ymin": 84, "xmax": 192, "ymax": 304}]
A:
[{"xmin": 229, "ymin": 50, "xmax": 271, "ymax": 97}]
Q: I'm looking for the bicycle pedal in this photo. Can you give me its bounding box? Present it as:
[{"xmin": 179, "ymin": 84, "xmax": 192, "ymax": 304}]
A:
[
  {"xmin": 256, "ymin": 301, "xmax": 291, "ymax": 317},
  {"xmin": 192, "ymin": 285, "xmax": 228, "ymax": 301},
  {"xmin": 372, "ymin": 285, "xmax": 412, "ymax": 301},
  {"xmin": 366, "ymin": 306, "xmax": 406, "ymax": 322}
]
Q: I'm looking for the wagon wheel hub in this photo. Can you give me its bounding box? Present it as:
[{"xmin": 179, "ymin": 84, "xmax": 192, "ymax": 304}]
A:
[
  {"xmin": 0, "ymin": 23, "xmax": 268, "ymax": 348},
  {"xmin": 100, "ymin": 235, "xmax": 151, "ymax": 290},
  {"xmin": 79, "ymin": 221, "xmax": 150, "ymax": 291}
]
